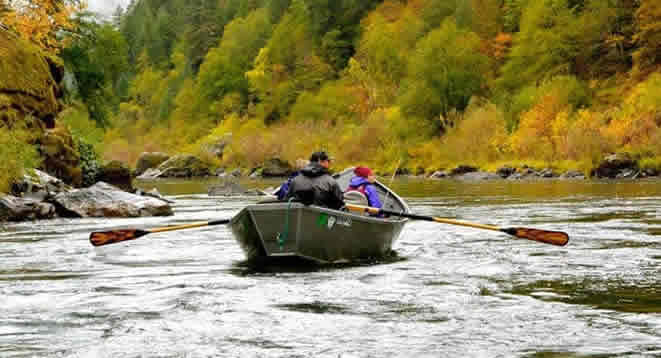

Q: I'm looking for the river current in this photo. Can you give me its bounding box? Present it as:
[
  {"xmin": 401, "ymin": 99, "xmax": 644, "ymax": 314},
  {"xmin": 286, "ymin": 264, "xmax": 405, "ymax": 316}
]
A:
[{"xmin": 1, "ymin": 178, "xmax": 660, "ymax": 357}]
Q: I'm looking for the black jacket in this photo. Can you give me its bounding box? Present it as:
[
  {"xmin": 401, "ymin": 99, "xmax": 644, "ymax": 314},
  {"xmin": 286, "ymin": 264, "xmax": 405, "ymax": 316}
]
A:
[{"xmin": 285, "ymin": 163, "xmax": 345, "ymax": 210}]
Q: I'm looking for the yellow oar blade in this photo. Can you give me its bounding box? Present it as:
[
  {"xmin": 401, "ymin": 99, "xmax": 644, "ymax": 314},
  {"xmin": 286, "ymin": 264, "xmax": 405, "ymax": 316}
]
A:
[{"xmin": 502, "ymin": 227, "xmax": 569, "ymax": 246}]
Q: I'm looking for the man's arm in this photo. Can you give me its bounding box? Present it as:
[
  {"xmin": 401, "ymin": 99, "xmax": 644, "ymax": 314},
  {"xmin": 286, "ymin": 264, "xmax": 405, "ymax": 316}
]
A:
[
  {"xmin": 365, "ymin": 185, "xmax": 382, "ymax": 209},
  {"xmin": 330, "ymin": 181, "xmax": 345, "ymax": 210}
]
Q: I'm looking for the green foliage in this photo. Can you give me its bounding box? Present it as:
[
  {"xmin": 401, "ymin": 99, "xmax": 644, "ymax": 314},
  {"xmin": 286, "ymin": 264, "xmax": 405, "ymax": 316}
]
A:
[
  {"xmin": 77, "ymin": 138, "xmax": 100, "ymax": 187},
  {"xmin": 62, "ymin": 19, "xmax": 129, "ymax": 126},
  {"xmin": 288, "ymin": 80, "xmax": 359, "ymax": 124},
  {"xmin": 80, "ymin": 0, "xmax": 660, "ymax": 174},
  {"xmin": 502, "ymin": 0, "xmax": 529, "ymax": 32},
  {"xmin": 506, "ymin": 75, "xmax": 590, "ymax": 130},
  {"xmin": 0, "ymin": 121, "xmax": 41, "ymax": 193},
  {"xmin": 633, "ymin": 0, "xmax": 661, "ymax": 70},
  {"xmin": 499, "ymin": 0, "xmax": 620, "ymax": 91},
  {"xmin": 198, "ymin": 8, "xmax": 272, "ymax": 103},
  {"xmin": 399, "ymin": 20, "xmax": 490, "ymax": 130}
]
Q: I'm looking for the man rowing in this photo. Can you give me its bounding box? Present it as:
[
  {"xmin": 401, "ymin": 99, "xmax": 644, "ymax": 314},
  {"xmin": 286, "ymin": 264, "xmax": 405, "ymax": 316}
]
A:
[{"xmin": 285, "ymin": 151, "xmax": 345, "ymax": 210}]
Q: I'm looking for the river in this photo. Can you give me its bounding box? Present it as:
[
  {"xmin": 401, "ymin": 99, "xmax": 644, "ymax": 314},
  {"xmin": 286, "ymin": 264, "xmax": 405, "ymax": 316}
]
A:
[{"xmin": 1, "ymin": 178, "xmax": 660, "ymax": 357}]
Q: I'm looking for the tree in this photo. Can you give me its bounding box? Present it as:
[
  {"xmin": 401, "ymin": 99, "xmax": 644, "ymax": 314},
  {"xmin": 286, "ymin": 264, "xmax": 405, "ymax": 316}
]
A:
[
  {"xmin": 399, "ymin": 20, "xmax": 490, "ymax": 130},
  {"xmin": 633, "ymin": 0, "xmax": 661, "ymax": 70},
  {"xmin": 1, "ymin": 0, "xmax": 84, "ymax": 55},
  {"xmin": 111, "ymin": 5, "xmax": 123, "ymax": 29},
  {"xmin": 61, "ymin": 19, "xmax": 129, "ymax": 126},
  {"xmin": 198, "ymin": 8, "xmax": 273, "ymax": 103}
]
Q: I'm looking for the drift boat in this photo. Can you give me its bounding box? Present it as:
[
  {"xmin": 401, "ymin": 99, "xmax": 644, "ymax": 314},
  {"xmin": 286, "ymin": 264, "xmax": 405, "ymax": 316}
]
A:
[{"xmin": 229, "ymin": 168, "xmax": 410, "ymax": 263}]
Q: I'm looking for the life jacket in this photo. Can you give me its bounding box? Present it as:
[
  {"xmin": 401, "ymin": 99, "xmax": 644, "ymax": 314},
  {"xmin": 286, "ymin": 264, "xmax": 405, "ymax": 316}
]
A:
[{"xmin": 345, "ymin": 183, "xmax": 367, "ymax": 196}]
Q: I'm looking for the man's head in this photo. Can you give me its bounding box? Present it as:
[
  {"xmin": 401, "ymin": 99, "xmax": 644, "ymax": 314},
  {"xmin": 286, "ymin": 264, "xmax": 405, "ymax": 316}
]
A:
[{"xmin": 310, "ymin": 151, "xmax": 333, "ymax": 169}]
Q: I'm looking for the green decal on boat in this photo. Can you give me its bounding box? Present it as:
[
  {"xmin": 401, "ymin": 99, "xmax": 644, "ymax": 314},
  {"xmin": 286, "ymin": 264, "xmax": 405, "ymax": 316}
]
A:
[{"xmin": 317, "ymin": 213, "xmax": 328, "ymax": 228}]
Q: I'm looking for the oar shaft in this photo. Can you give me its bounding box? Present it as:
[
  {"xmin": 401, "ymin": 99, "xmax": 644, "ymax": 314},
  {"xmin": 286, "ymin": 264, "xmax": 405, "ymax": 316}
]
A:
[
  {"xmin": 430, "ymin": 217, "xmax": 500, "ymax": 231},
  {"xmin": 346, "ymin": 204, "xmax": 499, "ymax": 230},
  {"xmin": 149, "ymin": 221, "xmax": 215, "ymax": 233},
  {"xmin": 148, "ymin": 219, "xmax": 231, "ymax": 233},
  {"xmin": 344, "ymin": 203, "xmax": 569, "ymax": 246}
]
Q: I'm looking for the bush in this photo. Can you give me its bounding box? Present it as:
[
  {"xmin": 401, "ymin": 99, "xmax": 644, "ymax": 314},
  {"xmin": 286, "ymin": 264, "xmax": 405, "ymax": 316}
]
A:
[{"xmin": 0, "ymin": 121, "xmax": 41, "ymax": 193}]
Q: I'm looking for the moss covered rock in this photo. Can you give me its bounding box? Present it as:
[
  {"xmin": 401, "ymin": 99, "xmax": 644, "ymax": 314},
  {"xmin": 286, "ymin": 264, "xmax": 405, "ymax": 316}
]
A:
[
  {"xmin": 134, "ymin": 152, "xmax": 170, "ymax": 176},
  {"xmin": 0, "ymin": 29, "xmax": 61, "ymax": 127},
  {"xmin": 98, "ymin": 160, "xmax": 133, "ymax": 192},
  {"xmin": 37, "ymin": 126, "xmax": 81, "ymax": 187},
  {"xmin": 156, "ymin": 155, "xmax": 211, "ymax": 178}
]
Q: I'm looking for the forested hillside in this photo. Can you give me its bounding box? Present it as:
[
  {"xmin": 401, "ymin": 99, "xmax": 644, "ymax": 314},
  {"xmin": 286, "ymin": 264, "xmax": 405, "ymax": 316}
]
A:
[{"xmin": 4, "ymin": 0, "xmax": 661, "ymax": 179}]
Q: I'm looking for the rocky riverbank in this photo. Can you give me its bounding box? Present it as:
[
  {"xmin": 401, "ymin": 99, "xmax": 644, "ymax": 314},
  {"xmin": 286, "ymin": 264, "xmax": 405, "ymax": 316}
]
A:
[{"xmin": 0, "ymin": 170, "xmax": 172, "ymax": 222}]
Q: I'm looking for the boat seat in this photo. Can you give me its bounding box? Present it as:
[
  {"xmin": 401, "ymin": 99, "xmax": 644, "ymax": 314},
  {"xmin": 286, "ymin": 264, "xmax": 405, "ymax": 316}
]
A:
[{"xmin": 343, "ymin": 190, "xmax": 368, "ymax": 206}]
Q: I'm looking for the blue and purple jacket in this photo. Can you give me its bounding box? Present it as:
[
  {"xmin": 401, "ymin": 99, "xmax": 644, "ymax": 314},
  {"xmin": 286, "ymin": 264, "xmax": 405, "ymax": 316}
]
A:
[{"xmin": 346, "ymin": 176, "xmax": 382, "ymax": 209}]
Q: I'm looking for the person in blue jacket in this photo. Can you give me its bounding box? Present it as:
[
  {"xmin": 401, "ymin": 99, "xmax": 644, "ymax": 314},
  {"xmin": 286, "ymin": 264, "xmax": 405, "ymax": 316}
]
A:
[
  {"xmin": 275, "ymin": 158, "xmax": 308, "ymax": 200},
  {"xmin": 345, "ymin": 166, "xmax": 382, "ymax": 209}
]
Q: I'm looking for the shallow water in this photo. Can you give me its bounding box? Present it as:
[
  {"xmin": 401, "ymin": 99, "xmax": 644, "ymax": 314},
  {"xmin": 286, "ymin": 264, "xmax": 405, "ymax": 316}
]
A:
[{"xmin": 1, "ymin": 178, "xmax": 660, "ymax": 357}]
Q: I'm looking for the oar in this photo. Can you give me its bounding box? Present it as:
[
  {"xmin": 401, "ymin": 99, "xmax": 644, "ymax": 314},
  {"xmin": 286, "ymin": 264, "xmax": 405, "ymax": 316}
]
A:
[
  {"xmin": 89, "ymin": 219, "xmax": 231, "ymax": 247},
  {"xmin": 345, "ymin": 204, "xmax": 569, "ymax": 246}
]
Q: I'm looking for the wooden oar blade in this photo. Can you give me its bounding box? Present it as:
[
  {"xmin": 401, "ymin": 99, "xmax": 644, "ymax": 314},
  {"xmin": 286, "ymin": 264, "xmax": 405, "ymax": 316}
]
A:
[
  {"xmin": 90, "ymin": 229, "xmax": 150, "ymax": 247},
  {"xmin": 502, "ymin": 227, "xmax": 569, "ymax": 246}
]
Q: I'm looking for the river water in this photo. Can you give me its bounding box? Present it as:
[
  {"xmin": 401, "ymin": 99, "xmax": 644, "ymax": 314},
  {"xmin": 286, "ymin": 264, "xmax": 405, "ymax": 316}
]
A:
[{"xmin": 1, "ymin": 178, "xmax": 660, "ymax": 357}]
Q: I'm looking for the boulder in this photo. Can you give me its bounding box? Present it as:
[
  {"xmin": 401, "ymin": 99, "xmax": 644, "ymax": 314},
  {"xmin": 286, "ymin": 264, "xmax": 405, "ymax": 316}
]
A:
[
  {"xmin": 591, "ymin": 153, "xmax": 639, "ymax": 179},
  {"xmin": 449, "ymin": 165, "xmax": 478, "ymax": 176},
  {"xmin": 134, "ymin": 188, "xmax": 174, "ymax": 203},
  {"xmin": 454, "ymin": 171, "xmax": 501, "ymax": 181},
  {"xmin": 507, "ymin": 167, "xmax": 539, "ymax": 180},
  {"xmin": 11, "ymin": 169, "xmax": 71, "ymax": 200},
  {"xmin": 53, "ymin": 182, "xmax": 173, "ymax": 218},
  {"xmin": 156, "ymin": 155, "xmax": 211, "ymax": 178},
  {"xmin": 496, "ymin": 166, "xmax": 516, "ymax": 178},
  {"xmin": 261, "ymin": 158, "xmax": 292, "ymax": 177},
  {"xmin": 136, "ymin": 168, "xmax": 161, "ymax": 180},
  {"xmin": 0, "ymin": 195, "xmax": 56, "ymax": 221},
  {"xmin": 429, "ymin": 171, "xmax": 448, "ymax": 179},
  {"xmin": 97, "ymin": 160, "xmax": 133, "ymax": 192},
  {"xmin": 538, "ymin": 168, "xmax": 556, "ymax": 178},
  {"xmin": 134, "ymin": 152, "xmax": 170, "ymax": 176},
  {"xmin": 37, "ymin": 126, "xmax": 81, "ymax": 186},
  {"xmin": 560, "ymin": 170, "xmax": 586, "ymax": 179}
]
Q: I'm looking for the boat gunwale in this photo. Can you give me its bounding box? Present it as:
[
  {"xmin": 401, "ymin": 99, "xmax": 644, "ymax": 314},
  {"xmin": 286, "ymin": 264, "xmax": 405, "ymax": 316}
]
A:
[{"xmin": 231, "ymin": 202, "xmax": 409, "ymax": 225}]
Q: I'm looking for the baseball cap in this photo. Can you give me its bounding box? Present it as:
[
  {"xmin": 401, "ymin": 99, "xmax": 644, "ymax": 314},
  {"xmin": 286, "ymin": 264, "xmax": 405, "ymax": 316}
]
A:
[{"xmin": 309, "ymin": 151, "xmax": 334, "ymax": 162}]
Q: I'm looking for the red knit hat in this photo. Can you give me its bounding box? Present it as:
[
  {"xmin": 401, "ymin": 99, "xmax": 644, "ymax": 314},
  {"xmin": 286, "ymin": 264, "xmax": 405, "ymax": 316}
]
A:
[{"xmin": 354, "ymin": 166, "xmax": 373, "ymax": 178}]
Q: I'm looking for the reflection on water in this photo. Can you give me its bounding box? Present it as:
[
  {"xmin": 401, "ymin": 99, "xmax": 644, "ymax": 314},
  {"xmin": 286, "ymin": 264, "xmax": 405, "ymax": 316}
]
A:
[{"xmin": 0, "ymin": 178, "xmax": 660, "ymax": 357}]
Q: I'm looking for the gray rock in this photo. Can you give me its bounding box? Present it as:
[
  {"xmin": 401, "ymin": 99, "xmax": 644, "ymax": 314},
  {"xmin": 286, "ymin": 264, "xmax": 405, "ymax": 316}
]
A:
[
  {"xmin": 136, "ymin": 168, "xmax": 162, "ymax": 180},
  {"xmin": 454, "ymin": 171, "xmax": 501, "ymax": 181},
  {"xmin": 97, "ymin": 160, "xmax": 133, "ymax": 192},
  {"xmin": 508, "ymin": 168, "xmax": 538, "ymax": 180},
  {"xmin": 449, "ymin": 165, "xmax": 478, "ymax": 176},
  {"xmin": 156, "ymin": 155, "xmax": 211, "ymax": 178},
  {"xmin": 12, "ymin": 169, "xmax": 71, "ymax": 200},
  {"xmin": 538, "ymin": 168, "xmax": 556, "ymax": 178},
  {"xmin": 591, "ymin": 153, "xmax": 638, "ymax": 179},
  {"xmin": 134, "ymin": 152, "xmax": 170, "ymax": 176},
  {"xmin": 0, "ymin": 195, "xmax": 56, "ymax": 221},
  {"xmin": 429, "ymin": 171, "xmax": 448, "ymax": 179},
  {"xmin": 53, "ymin": 182, "xmax": 173, "ymax": 218},
  {"xmin": 559, "ymin": 170, "xmax": 585, "ymax": 179},
  {"xmin": 261, "ymin": 158, "xmax": 292, "ymax": 177},
  {"xmin": 134, "ymin": 188, "xmax": 175, "ymax": 203},
  {"xmin": 496, "ymin": 166, "xmax": 516, "ymax": 178}
]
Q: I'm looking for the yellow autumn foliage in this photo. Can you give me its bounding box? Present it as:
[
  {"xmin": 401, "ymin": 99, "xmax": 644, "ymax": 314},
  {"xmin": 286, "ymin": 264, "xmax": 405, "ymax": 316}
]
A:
[{"xmin": 1, "ymin": 0, "xmax": 84, "ymax": 55}]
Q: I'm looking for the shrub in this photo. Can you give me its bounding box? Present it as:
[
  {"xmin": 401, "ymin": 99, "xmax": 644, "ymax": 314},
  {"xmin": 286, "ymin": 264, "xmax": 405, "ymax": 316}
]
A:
[{"xmin": 0, "ymin": 121, "xmax": 41, "ymax": 193}]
